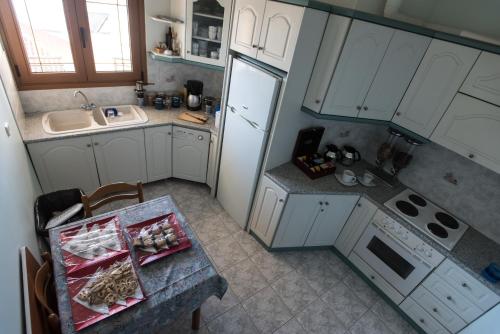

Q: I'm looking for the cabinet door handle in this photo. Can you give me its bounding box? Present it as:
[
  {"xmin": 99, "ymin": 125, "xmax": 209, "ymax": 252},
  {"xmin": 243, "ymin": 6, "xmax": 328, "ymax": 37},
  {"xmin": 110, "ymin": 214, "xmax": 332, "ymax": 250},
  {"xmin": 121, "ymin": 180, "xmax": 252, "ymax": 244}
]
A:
[
  {"xmin": 363, "ymin": 106, "xmax": 368, "ymax": 111},
  {"xmin": 461, "ymin": 282, "xmax": 469, "ymax": 288},
  {"xmin": 94, "ymin": 142, "xmax": 99, "ymax": 146},
  {"xmin": 370, "ymin": 275, "xmax": 375, "ymax": 280},
  {"xmin": 252, "ymin": 44, "xmax": 258, "ymax": 48},
  {"xmin": 357, "ymin": 203, "xmax": 362, "ymax": 207},
  {"xmin": 319, "ymin": 201, "xmax": 323, "ymax": 205},
  {"xmin": 468, "ymin": 153, "xmax": 475, "ymax": 159},
  {"xmin": 315, "ymin": 99, "xmax": 321, "ymax": 104},
  {"xmin": 432, "ymin": 308, "xmax": 438, "ymax": 313},
  {"xmin": 396, "ymin": 112, "xmax": 401, "ymax": 116},
  {"xmin": 86, "ymin": 143, "xmax": 92, "ymax": 148},
  {"xmin": 419, "ymin": 319, "xmax": 425, "ymax": 324},
  {"xmin": 324, "ymin": 201, "xmax": 329, "ymax": 206},
  {"xmin": 198, "ymin": 135, "xmax": 204, "ymax": 140},
  {"xmin": 187, "ymin": 50, "xmax": 191, "ymax": 54},
  {"xmin": 278, "ymin": 199, "xmax": 284, "ymax": 203},
  {"xmin": 257, "ymin": 46, "xmax": 264, "ymax": 50},
  {"xmin": 356, "ymin": 106, "xmax": 361, "ymax": 111},
  {"xmin": 446, "ymin": 296, "xmax": 453, "ymax": 301}
]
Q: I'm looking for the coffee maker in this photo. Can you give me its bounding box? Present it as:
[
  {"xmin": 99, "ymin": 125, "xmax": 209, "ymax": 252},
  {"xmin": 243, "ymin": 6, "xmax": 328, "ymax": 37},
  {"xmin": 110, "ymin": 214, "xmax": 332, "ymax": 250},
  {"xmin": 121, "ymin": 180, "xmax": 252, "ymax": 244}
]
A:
[{"xmin": 186, "ymin": 80, "xmax": 203, "ymax": 111}]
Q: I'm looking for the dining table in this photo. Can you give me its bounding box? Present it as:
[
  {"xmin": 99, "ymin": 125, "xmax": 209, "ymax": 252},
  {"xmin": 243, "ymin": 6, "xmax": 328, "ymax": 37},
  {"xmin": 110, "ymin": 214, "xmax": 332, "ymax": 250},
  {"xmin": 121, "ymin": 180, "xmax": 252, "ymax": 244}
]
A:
[{"xmin": 49, "ymin": 195, "xmax": 228, "ymax": 334}]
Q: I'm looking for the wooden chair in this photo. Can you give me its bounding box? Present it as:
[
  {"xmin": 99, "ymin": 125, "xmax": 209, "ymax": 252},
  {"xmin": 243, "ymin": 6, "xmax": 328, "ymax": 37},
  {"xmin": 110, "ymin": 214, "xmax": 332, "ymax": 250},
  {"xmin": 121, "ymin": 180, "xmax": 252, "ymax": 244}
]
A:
[
  {"xmin": 21, "ymin": 247, "xmax": 61, "ymax": 334},
  {"xmin": 81, "ymin": 182, "xmax": 144, "ymax": 218}
]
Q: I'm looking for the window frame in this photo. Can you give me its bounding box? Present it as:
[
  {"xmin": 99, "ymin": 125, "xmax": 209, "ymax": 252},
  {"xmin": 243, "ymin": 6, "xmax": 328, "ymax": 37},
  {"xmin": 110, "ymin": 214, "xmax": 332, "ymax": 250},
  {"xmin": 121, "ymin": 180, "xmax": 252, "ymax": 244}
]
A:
[{"xmin": 0, "ymin": 0, "xmax": 146, "ymax": 90}]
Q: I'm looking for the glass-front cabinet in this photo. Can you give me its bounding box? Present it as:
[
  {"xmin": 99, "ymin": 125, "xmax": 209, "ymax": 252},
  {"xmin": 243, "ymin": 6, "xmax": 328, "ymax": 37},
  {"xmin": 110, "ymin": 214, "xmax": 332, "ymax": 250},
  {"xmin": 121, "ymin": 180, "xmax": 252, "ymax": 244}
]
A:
[{"xmin": 186, "ymin": 0, "xmax": 232, "ymax": 67}]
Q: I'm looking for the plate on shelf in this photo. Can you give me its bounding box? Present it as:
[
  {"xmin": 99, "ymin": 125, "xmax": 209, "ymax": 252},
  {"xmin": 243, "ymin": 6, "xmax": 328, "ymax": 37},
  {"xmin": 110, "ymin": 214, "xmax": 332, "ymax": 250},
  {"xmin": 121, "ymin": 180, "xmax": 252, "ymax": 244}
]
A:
[
  {"xmin": 59, "ymin": 216, "xmax": 128, "ymax": 273},
  {"xmin": 125, "ymin": 213, "xmax": 191, "ymax": 266},
  {"xmin": 335, "ymin": 173, "xmax": 358, "ymax": 187},
  {"xmin": 66, "ymin": 253, "xmax": 146, "ymax": 331}
]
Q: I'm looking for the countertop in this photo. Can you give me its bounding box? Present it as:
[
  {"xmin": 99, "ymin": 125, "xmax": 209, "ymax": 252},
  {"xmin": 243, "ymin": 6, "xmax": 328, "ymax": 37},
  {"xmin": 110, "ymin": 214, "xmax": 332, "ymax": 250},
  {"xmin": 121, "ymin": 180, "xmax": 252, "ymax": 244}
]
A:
[
  {"xmin": 266, "ymin": 161, "xmax": 500, "ymax": 296},
  {"xmin": 19, "ymin": 106, "xmax": 216, "ymax": 143}
]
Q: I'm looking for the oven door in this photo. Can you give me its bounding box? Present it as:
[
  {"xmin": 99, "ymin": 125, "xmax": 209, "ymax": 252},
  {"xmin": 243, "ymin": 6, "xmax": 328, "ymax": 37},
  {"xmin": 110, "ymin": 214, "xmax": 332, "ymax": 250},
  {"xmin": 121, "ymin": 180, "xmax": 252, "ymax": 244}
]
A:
[{"xmin": 354, "ymin": 222, "xmax": 432, "ymax": 296}]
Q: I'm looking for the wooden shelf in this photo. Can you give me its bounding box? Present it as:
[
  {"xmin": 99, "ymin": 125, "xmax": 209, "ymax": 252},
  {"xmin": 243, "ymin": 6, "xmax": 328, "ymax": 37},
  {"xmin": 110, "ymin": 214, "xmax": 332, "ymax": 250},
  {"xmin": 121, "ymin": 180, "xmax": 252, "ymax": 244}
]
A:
[
  {"xmin": 149, "ymin": 52, "xmax": 224, "ymax": 72},
  {"xmin": 193, "ymin": 12, "xmax": 224, "ymax": 20},
  {"xmin": 150, "ymin": 15, "xmax": 184, "ymax": 24},
  {"xmin": 192, "ymin": 36, "xmax": 221, "ymax": 44},
  {"xmin": 150, "ymin": 51, "xmax": 183, "ymax": 63}
]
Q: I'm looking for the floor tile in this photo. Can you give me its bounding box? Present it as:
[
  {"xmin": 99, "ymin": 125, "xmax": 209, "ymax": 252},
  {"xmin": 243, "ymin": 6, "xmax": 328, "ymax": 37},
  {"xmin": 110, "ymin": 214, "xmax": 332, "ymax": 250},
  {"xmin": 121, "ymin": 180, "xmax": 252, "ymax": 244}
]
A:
[
  {"xmin": 343, "ymin": 271, "xmax": 380, "ymax": 308},
  {"xmin": 349, "ymin": 310, "xmax": 393, "ymax": 334},
  {"xmin": 201, "ymin": 288, "xmax": 240, "ymax": 323},
  {"xmin": 271, "ymin": 270, "xmax": 318, "ymax": 314},
  {"xmin": 273, "ymin": 318, "xmax": 305, "ymax": 334},
  {"xmin": 297, "ymin": 257, "xmax": 350, "ymax": 295},
  {"xmin": 233, "ymin": 230, "xmax": 266, "ymax": 256},
  {"xmin": 217, "ymin": 211, "xmax": 242, "ymax": 234},
  {"xmin": 371, "ymin": 299, "xmax": 418, "ymax": 334},
  {"xmin": 242, "ymin": 286, "xmax": 293, "ymax": 333},
  {"xmin": 205, "ymin": 237, "xmax": 248, "ymax": 271},
  {"xmin": 321, "ymin": 281, "xmax": 369, "ymax": 328},
  {"xmin": 192, "ymin": 214, "xmax": 231, "ymax": 246},
  {"xmin": 296, "ymin": 299, "xmax": 347, "ymax": 334},
  {"xmin": 250, "ymin": 251, "xmax": 294, "ymax": 283},
  {"xmin": 206, "ymin": 304, "xmax": 259, "ymax": 334},
  {"xmin": 157, "ymin": 311, "xmax": 209, "ymax": 334},
  {"xmin": 222, "ymin": 258, "xmax": 268, "ymax": 301}
]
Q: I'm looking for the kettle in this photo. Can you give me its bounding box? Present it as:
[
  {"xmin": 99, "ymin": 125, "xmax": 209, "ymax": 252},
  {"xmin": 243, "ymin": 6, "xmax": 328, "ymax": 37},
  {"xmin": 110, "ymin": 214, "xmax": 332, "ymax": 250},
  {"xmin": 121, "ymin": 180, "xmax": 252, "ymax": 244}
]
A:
[
  {"xmin": 185, "ymin": 80, "xmax": 203, "ymax": 111},
  {"xmin": 187, "ymin": 94, "xmax": 202, "ymax": 110},
  {"xmin": 341, "ymin": 145, "xmax": 361, "ymax": 166}
]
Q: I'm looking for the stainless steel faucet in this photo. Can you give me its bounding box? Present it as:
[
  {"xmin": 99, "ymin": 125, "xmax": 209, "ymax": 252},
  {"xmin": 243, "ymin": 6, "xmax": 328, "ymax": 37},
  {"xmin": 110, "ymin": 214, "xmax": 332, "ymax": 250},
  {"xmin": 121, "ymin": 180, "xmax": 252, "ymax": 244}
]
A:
[{"xmin": 74, "ymin": 90, "xmax": 96, "ymax": 111}]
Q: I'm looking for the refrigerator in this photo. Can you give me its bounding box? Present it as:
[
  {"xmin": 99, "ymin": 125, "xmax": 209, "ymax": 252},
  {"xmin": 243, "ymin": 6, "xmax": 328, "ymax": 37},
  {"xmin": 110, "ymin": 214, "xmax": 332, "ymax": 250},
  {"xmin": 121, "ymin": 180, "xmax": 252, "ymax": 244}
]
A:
[{"xmin": 217, "ymin": 58, "xmax": 281, "ymax": 228}]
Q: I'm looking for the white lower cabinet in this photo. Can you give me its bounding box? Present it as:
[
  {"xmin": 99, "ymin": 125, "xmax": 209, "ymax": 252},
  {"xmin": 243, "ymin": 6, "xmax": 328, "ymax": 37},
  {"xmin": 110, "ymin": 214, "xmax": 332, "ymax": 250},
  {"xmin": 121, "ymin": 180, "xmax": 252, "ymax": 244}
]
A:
[
  {"xmin": 249, "ymin": 176, "xmax": 288, "ymax": 246},
  {"xmin": 92, "ymin": 129, "xmax": 147, "ymax": 185},
  {"xmin": 273, "ymin": 193, "xmax": 358, "ymax": 248},
  {"xmin": 172, "ymin": 126, "xmax": 210, "ymax": 183},
  {"xmin": 400, "ymin": 297, "xmax": 451, "ymax": 334},
  {"xmin": 334, "ymin": 197, "xmax": 378, "ymax": 256},
  {"xmin": 145, "ymin": 126, "xmax": 172, "ymax": 182},
  {"xmin": 411, "ymin": 286, "xmax": 467, "ymax": 333},
  {"xmin": 28, "ymin": 136, "xmax": 100, "ymax": 194},
  {"xmin": 206, "ymin": 133, "xmax": 218, "ymax": 189}
]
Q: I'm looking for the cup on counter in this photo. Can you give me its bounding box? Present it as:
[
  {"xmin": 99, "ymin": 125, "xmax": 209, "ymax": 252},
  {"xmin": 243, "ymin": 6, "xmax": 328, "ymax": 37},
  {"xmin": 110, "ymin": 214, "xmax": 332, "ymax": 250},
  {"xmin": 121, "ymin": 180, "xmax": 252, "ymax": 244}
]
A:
[
  {"xmin": 342, "ymin": 170, "xmax": 357, "ymax": 184},
  {"xmin": 361, "ymin": 171, "xmax": 374, "ymax": 185}
]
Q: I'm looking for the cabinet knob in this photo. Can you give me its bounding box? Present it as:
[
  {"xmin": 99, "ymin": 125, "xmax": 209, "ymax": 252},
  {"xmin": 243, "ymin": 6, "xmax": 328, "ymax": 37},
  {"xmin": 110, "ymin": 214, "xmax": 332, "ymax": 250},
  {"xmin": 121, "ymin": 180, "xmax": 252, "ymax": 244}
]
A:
[
  {"xmin": 461, "ymin": 282, "xmax": 468, "ymax": 288},
  {"xmin": 419, "ymin": 319, "xmax": 425, "ymax": 324},
  {"xmin": 252, "ymin": 44, "xmax": 258, "ymax": 48},
  {"xmin": 198, "ymin": 135, "xmax": 204, "ymax": 140},
  {"xmin": 86, "ymin": 143, "xmax": 92, "ymax": 147},
  {"xmin": 257, "ymin": 46, "xmax": 264, "ymax": 50},
  {"xmin": 187, "ymin": 50, "xmax": 191, "ymax": 54},
  {"xmin": 325, "ymin": 202, "xmax": 329, "ymax": 206},
  {"xmin": 446, "ymin": 296, "xmax": 452, "ymax": 301},
  {"xmin": 315, "ymin": 99, "xmax": 321, "ymax": 104},
  {"xmin": 279, "ymin": 199, "xmax": 284, "ymax": 203},
  {"xmin": 168, "ymin": 132, "xmax": 172, "ymax": 135},
  {"xmin": 319, "ymin": 201, "xmax": 323, "ymax": 205},
  {"xmin": 370, "ymin": 275, "xmax": 375, "ymax": 280},
  {"xmin": 396, "ymin": 112, "xmax": 401, "ymax": 116},
  {"xmin": 356, "ymin": 106, "xmax": 361, "ymax": 111},
  {"xmin": 94, "ymin": 142, "xmax": 99, "ymax": 146},
  {"xmin": 363, "ymin": 106, "xmax": 368, "ymax": 111},
  {"xmin": 320, "ymin": 209, "xmax": 324, "ymax": 212},
  {"xmin": 432, "ymin": 308, "xmax": 438, "ymax": 313},
  {"xmin": 468, "ymin": 153, "xmax": 475, "ymax": 159},
  {"xmin": 357, "ymin": 203, "xmax": 362, "ymax": 207}
]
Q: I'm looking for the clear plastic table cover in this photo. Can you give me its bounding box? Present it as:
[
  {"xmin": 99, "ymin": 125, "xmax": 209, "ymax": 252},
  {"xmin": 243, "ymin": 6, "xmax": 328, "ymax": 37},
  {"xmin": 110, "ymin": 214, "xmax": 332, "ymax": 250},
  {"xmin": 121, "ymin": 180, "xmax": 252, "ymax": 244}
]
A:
[{"xmin": 50, "ymin": 195, "xmax": 228, "ymax": 334}]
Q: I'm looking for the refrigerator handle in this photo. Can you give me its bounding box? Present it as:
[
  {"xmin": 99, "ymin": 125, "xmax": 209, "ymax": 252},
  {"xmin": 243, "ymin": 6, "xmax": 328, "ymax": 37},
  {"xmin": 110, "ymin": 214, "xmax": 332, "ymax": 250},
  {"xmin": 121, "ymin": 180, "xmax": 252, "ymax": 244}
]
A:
[{"xmin": 240, "ymin": 114, "xmax": 261, "ymax": 130}]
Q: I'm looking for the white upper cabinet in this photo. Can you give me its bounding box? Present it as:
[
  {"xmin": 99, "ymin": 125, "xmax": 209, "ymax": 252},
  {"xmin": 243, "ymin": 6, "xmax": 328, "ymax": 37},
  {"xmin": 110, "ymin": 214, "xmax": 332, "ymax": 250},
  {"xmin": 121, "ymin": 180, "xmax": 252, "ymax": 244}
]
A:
[
  {"xmin": 392, "ymin": 40, "xmax": 480, "ymax": 137},
  {"xmin": 256, "ymin": 1, "xmax": 304, "ymax": 71},
  {"xmin": 461, "ymin": 51, "xmax": 500, "ymax": 106},
  {"xmin": 28, "ymin": 136, "xmax": 100, "ymax": 194},
  {"xmin": 145, "ymin": 125, "xmax": 172, "ymax": 182},
  {"xmin": 359, "ymin": 31, "xmax": 431, "ymax": 120},
  {"xmin": 230, "ymin": 0, "xmax": 266, "ymax": 58},
  {"xmin": 303, "ymin": 14, "xmax": 352, "ymax": 112},
  {"xmin": 92, "ymin": 129, "xmax": 148, "ymax": 185},
  {"xmin": 185, "ymin": 0, "xmax": 232, "ymax": 67},
  {"xmin": 172, "ymin": 126, "xmax": 210, "ymax": 183},
  {"xmin": 249, "ymin": 175, "xmax": 288, "ymax": 246},
  {"xmin": 321, "ymin": 20, "xmax": 394, "ymax": 117},
  {"xmin": 432, "ymin": 93, "xmax": 500, "ymax": 174},
  {"xmin": 230, "ymin": 0, "xmax": 304, "ymax": 71}
]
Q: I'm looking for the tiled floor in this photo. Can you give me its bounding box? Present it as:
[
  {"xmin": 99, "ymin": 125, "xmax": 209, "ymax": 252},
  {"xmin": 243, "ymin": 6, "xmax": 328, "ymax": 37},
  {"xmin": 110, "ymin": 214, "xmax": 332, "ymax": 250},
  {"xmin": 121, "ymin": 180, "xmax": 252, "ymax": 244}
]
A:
[{"xmin": 97, "ymin": 179, "xmax": 419, "ymax": 334}]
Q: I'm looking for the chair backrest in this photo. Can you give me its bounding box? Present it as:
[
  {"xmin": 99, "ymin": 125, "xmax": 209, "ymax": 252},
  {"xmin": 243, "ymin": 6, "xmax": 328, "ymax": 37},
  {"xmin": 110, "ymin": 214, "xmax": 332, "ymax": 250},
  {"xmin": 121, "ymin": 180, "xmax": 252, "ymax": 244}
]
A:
[
  {"xmin": 33, "ymin": 252, "xmax": 61, "ymax": 334},
  {"xmin": 81, "ymin": 182, "xmax": 144, "ymax": 218},
  {"xmin": 21, "ymin": 247, "xmax": 44, "ymax": 334}
]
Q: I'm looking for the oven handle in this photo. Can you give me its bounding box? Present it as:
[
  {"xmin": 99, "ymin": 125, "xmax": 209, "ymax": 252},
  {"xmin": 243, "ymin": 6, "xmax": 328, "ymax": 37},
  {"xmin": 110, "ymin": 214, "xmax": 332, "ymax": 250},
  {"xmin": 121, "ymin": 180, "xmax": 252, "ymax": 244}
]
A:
[{"xmin": 371, "ymin": 222, "xmax": 432, "ymax": 269}]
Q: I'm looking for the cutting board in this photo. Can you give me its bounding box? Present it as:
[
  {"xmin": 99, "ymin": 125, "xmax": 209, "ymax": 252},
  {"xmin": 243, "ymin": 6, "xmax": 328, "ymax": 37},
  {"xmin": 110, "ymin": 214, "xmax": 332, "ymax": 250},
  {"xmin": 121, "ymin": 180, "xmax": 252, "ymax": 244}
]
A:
[{"xmin": 177, "ymin": 112, "xmax": 208, "ymax": 124}]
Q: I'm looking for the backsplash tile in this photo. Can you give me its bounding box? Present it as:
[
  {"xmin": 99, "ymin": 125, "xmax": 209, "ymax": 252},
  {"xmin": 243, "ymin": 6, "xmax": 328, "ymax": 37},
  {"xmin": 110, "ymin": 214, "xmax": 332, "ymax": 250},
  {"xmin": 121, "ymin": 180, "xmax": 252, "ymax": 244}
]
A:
[
  {"xmin": 317, "ymin": 119, "xmax": 500, "ymax": 244},
  {"xmin": 19, "ymin": 58, "xmax": 224, "ymax": 113}
]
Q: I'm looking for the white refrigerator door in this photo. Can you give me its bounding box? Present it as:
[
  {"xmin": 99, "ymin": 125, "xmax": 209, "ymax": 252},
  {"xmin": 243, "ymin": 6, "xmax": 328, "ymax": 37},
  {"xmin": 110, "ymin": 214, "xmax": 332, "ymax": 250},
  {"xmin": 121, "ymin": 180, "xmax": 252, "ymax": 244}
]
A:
[
  {"xmin": 217, "ymin": 108, "xmax": 267, "ymax": 228},
  {"xmin": 227, "ymin": 58, "xmax": 281, "ymax": 130}
]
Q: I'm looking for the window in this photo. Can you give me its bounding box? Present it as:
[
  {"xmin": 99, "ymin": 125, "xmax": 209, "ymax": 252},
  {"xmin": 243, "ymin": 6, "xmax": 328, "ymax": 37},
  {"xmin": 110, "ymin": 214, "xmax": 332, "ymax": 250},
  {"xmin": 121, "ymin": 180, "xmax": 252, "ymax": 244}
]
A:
[{"xmin": 0, "ymin": 0, "xmax": 146, "ymax": 89}]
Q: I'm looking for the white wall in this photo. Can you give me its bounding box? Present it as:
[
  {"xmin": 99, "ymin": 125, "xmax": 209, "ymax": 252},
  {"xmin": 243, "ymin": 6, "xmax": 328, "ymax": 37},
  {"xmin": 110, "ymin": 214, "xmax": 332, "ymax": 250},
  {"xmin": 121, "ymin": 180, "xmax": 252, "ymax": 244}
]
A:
[{"xmin": 0, "ymin": 38, "xmax": 41, "ymax": 334}]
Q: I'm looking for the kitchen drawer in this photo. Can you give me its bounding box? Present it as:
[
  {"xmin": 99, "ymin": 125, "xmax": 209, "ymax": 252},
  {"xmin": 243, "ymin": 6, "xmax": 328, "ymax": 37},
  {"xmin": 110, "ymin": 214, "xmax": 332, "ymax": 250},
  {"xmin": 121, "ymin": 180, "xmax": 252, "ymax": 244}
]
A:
[
  {"xmin": 400, "ymin": 297, "xmax": 450, "ymax": 334},
  {"xmin": 423, "ymin": 273, "xmax": 482, "ymax": 322},
  {"xmin": 412, "ymin": 286, "xmax": 467, "ymax": 333},
  {"xmin": 435, "ymin": 259, "xmax": 500, "ymax": 311},
  {"xmin": 348, "ymin": 252, "xmax": 404, "ymax": 304}
]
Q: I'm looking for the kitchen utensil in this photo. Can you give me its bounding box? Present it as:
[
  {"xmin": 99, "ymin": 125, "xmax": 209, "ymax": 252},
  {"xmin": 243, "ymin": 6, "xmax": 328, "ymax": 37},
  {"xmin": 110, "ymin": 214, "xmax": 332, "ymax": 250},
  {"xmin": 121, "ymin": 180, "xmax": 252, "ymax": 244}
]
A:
[
  {"xmin": 342, "ymin": 169, "xmax": 357, "ymax": 183},
  {"xmin": 335, "ymin": 172, "xmax": 358, "ymax": 186},
  {"xmin": 391, "ymin": 137, "xmax": 422, "ymax": 175},
  {"xmin": 359, "ymin": 171, "xmax": 376, "ymax": 187},
  {"xmin": 178, "ymin": 112, "xmax": 206, "ymax": 124},
  {"xmin": 341, "ymin": 145, "xmax": 361, "ymax": 166},
  {"xmin": 324, "ymin": 144, "xmax": 341, "ymax": 161},
  {"xmin": 208, "ymin": 26, "xmax": 217, "ymax": 40},
  {"xmin": 186, "ymin": 80, "xmax": 203, "ymax": 111}
]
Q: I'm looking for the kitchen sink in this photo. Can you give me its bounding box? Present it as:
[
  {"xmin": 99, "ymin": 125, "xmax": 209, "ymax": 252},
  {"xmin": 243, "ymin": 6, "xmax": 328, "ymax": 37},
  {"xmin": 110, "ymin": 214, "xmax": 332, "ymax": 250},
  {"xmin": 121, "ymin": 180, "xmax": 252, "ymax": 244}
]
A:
[{"xmin": 42, "ymin": 105, "xmax": 148, "ymax": 134}]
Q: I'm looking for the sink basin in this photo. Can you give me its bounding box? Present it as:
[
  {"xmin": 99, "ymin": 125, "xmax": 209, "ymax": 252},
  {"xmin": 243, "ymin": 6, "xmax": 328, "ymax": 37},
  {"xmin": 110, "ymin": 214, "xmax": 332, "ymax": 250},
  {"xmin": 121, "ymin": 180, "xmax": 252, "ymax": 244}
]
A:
[
  {"xmin": 42, "ymin": 105, "xmax": 148, "ymax": 134},
  {"xmin": 99, "ymin": 105, "xmax": 148, "ymax": 127},
  {"xmin": 42, "ymin": 109, "xmax": 97, "ymax": 134}
]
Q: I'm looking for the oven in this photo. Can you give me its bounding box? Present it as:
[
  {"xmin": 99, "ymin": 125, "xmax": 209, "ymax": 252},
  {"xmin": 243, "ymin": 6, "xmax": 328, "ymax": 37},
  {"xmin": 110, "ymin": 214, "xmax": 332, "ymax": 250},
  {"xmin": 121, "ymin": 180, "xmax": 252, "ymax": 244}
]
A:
[{"xmin": 353, "ymin": 215, "xmax": 434, "ymax": 296}]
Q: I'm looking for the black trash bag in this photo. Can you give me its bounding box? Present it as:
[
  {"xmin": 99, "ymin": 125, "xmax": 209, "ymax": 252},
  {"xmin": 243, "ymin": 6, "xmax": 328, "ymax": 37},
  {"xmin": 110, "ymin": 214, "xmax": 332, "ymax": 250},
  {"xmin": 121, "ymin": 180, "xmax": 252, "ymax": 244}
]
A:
[{"xmin": 34, "ymin": 188, "xmax": 85, "ymax": 251}]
